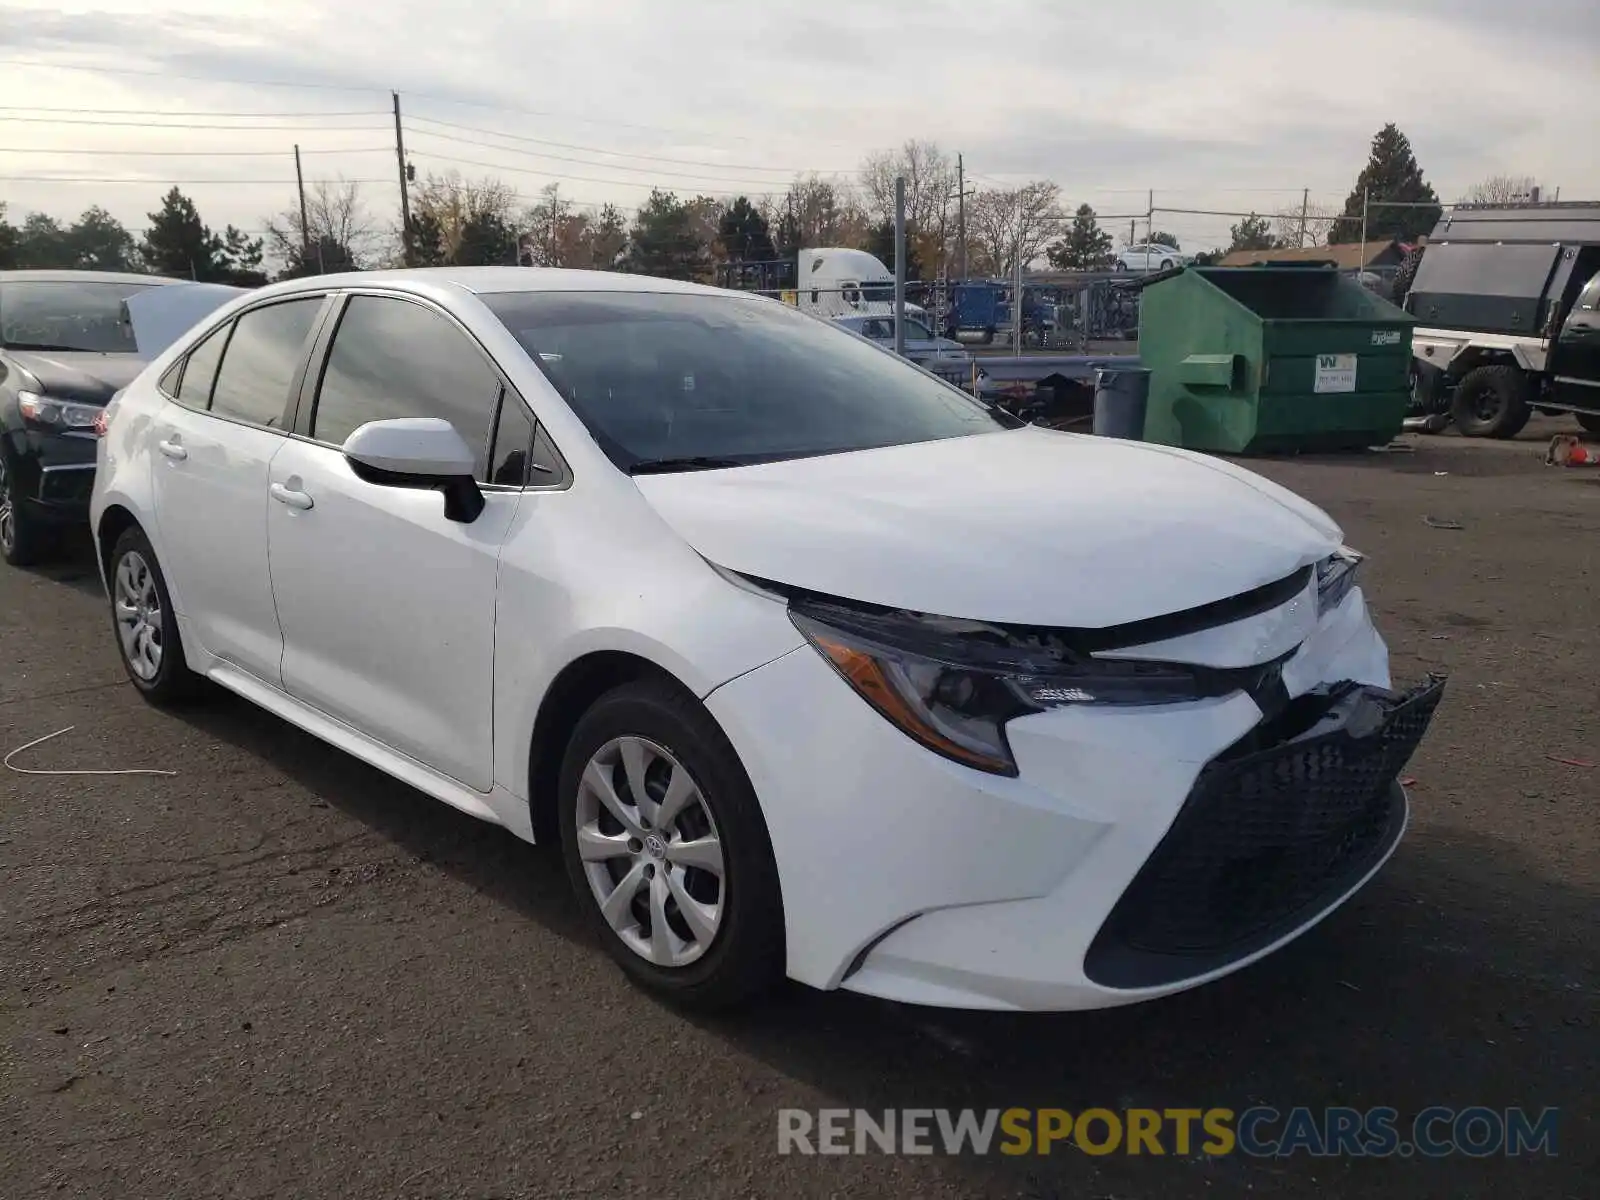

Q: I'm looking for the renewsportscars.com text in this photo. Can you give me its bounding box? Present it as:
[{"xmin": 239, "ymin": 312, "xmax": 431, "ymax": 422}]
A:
[{"xmin": 777, "ymin": 1106, "xmax": 1559, "ymax": 1158}]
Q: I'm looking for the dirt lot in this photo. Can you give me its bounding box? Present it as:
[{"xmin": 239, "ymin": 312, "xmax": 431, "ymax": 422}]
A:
[{"xmin": 2, "ymin": 421, "xmax": 1595, "ymax": 1199}]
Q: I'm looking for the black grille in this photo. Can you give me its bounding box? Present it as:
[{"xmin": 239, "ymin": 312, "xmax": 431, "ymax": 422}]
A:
[
  {"xmin": 1085, "ymin": 675, "xmax": 1444, "ymax": 989},
  {"xmin": 38, "ymin": 467, "xmax": 96, "ymax": 505}
]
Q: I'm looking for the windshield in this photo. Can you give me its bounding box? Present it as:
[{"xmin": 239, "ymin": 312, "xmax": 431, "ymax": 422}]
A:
[
  {"xmin": 481, "ymin": 291, "xmax": 1006, "ymax": 470},
  {"xmin": 0, "ymin": 279, "xmax": 157, "ymax": 353},
  {"xmin": 859, "ymin": 281, "xmax": 895, "ymax": 303}
]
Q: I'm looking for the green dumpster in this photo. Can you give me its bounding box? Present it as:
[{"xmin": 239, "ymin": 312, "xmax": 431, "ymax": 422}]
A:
[{"xmin": 1138, "ymin": 265, "xmax": 1416, "ymax": 454}]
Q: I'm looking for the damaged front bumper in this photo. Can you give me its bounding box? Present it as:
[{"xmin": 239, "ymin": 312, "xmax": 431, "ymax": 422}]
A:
[{"xmin": 706, "ymin": 581, "xmax": 1445, "ymax": 1011}]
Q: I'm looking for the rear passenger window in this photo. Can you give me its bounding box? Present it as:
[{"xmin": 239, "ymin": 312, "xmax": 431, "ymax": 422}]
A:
[
  {"xmin": 311, "ymin": 296, "xmax": 501, "ymax": 475},
  {"xmin": 174, "ymin": 323, "xmax": 230, "ymax": 410},
  {"xmin": 209, "ymin": 299, "xmax": 322, "ymax": 428}
]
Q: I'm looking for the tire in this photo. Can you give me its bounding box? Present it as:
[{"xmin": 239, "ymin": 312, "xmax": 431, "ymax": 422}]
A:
[
  {"xmin": 0, "ymin": 452, "xmax": 58, "ymax": 568},
  {"xmin": 106, "ymin": 526, "xmax": 204, "ymax": 704},
  {"xmin": 1451, "ymin": 364, "xmax": 1531, "ymax": 439},
  {"xmin": 1390, "ymin": 246, "xmax": 1423, "ymax": 306},
  {"xmin": 558, "ymin": 679, "xmax": 784, "ymax": 1010},
  {"xmin": 1575, "ymin": 410, "xmax": 1600, "ymax": 435}
]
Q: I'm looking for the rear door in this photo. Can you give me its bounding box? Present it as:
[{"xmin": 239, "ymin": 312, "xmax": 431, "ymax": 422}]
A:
[
  {"xmin": 149, "ymin": 295, "xmax": 327, "ymax": 683},
  {"xmin": 1551, "ymin": 272, "xmax": 1600, "ymax": 412},
  {"xmin": 265, "ymin": 292, "xmax": 523, "ymax": 790}
]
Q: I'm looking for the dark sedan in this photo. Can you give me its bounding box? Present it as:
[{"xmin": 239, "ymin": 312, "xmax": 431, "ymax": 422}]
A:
[{"xmin": 0, "ymin": 270, "xmax": 176, "ymax": 565}]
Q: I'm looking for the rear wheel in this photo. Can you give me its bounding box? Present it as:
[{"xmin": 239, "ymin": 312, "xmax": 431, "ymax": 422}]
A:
[
  {"xmin": 107, "ymin": 526, "xmax": 203, "ymax": 704},
  {"xmin": 1575, "ymin": 410, "xmax": 1600, "ymax": 435},
  {"xmin": 0, "ymin": 453, "xmax": 56, "ymax": 567},
  {"xmin": 558, "ymin": 679, "xmax": 784, "ymax": 1010},
  {"xmin": 1451, "ymin": 364, "xmax": 1531, "ymax": 439}
]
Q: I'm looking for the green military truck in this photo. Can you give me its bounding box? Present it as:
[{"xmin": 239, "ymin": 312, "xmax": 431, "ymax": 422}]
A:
[{"xmin": 1395, "ymin": 203, "xmax": 1600, "ymax": 437}]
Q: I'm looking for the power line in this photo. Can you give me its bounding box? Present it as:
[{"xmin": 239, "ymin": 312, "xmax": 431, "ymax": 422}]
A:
[
  {"xmin": 403, "ymin": 92, "xmax": 862, "ymax": 148},
  {"xmin": 0, "ymin": 57, "xmax": 388, "ymax": 92},
  {"xmin": 0, "ymin": 105, "xmax": 389, "ymax": 118},
  {"xmin": 0, "ymin": 116, "xmax": 391, "ymax": 131},
  {"xmin": 0, "ymin": 175, "xmax": 392, "ymax": 185},
  {"xmin": 406, "ymin": 148, "xmax": 789, "ymax": 195},
  {"xmin": 404, "ymin": 114, "xmax": 847, "ymax": 175},
  {"xmin": 0, "ymin": 145, "xmax": 392, "ymax": 157},
  {"xmin": 402, "ymin": 127, "xmax": 840, "ymax": 187}
]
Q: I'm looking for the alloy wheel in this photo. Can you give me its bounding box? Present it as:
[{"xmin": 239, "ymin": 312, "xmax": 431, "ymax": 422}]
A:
[
  {"xmin": 114, "ymin": 550, "xmax": 164, "ymax": 681},
  {"xmin": 0, "ymin": 457, "xmax": 14, "ymax": 556},
  {"xmin": 574, "ymin": 735, "xmax": 725, "ymax": 968}
]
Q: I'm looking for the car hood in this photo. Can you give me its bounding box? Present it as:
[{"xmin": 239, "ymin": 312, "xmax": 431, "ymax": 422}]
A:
[
  {"xmin": 124, "ymin": 282, "xmax": 249, "ymax": 359},
  {"xmin": 3, "ymin": 350, "xmax": 145, "ymax": 404},
  {"xmin": 632, "ymin": 426, "xmax": 1344, "ymax": 628}
]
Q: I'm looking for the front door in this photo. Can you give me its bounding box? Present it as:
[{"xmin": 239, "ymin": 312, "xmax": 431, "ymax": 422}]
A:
[
  {"xmin": 265, "ymin": 293, "xmax": 517, "ymax": 791},
  {"xmin": 1551, "ymin": 271, "xmax": 1600, "ymax": 413},
  {"xmin": 149, "ymin": 296, "xmax": 325, "ymax": 684}
]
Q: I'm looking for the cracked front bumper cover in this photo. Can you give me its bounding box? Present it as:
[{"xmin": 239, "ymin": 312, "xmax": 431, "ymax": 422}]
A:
[{"xmin": 1085, "ymin": 675, "xmax": 1446, "ymax": 989}]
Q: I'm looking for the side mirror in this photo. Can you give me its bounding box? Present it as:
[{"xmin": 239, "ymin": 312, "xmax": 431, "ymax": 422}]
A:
[{"xmin": 342, "ymin": 417, "xmax": 485, "ymax": 523}]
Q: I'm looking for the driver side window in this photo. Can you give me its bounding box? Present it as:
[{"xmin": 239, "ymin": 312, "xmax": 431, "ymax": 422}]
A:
[{"xmin": 311, "ymin": 296, "xmax": 500, "ymax": 477}]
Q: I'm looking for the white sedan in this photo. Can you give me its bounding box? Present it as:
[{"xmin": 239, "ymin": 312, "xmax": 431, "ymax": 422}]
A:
[
  {"xmin": 1114, "ymin": 243, "xmax": 1187, "ymax": 272},
  {"xmin": 90, "ymin": 268, "xmax": 1442, "ymax": 1011}
]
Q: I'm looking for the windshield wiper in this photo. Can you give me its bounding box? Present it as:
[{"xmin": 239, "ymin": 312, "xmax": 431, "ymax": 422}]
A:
[
  {"xmin": 2, "ymin": 341, "xmax": 85, "ymax": 352},
  {"xmin": 627, "ymin": 455, "xmax": 753, "ymax": 475}
]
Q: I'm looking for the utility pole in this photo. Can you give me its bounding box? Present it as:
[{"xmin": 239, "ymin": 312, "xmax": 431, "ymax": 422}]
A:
[
  {"xmin": 393, "ymin": 91, "xmax": 414, "ymax": 267},
  {"xmin": 294, "ymin": 144, "xmax": 312, "ymax": 272},
  {"xmin": 1012, "ymin": 190, "xmax": 1023, "ymax": 352},
  {"xmin": 1358, "ymin": 187, "xmax": 1369, "ymax": 282},
  {"xmin": 1147, "ymin": 189, "xmax": 1154, "ymax": 243},
  {"xmin": 1298, "ymin": 187, "xmax": 1309, "ymax": 249},
  {"xmin": 893, "ymin": 176, "xmax": 907, "ymax": 358},
  {"xmin": 957, "ymin": 153, "xmax": 967, "ymax": 281}
]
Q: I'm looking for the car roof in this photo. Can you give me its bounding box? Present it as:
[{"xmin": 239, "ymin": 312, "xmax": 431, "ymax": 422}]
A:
[
  {"xmin": 0, "ymin": 269, "xmax": 183, "ymax": 285},
  {"xmin": 244, "ymin": 266, "xmax": 749, "ymax": 304}
]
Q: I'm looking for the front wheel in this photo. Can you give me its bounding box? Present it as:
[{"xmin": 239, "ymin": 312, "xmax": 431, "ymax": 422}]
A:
[
  {"xmin": 1575, "ymin": 410, "xmax": 1600, "ymax": 435},
  {"xmin": 107, "ymin": 526, "xmax": 204, "ymax": 704},
  {"xmin": 0, "ymin": 453, "xmax": 57, "ymax": 567},
  {"xmin": 558, "ymin": 679, "xmax": 784, "ymax": 1010}
]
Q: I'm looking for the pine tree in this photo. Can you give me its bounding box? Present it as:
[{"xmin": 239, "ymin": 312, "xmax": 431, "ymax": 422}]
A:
[
  {"xmin": 717, "ymin": 196, "xmax": 777, "ymax": 262},
  {"xmin": 141, "ymin": 188, "xmax": 223, "ymax": 280},
  {"xmin": 625, "ymin": 190, "xmax": 710, "ymax": 281},
  {"xmin": 1331, "ymin": 124, "xmax": 1441, "ymax": 244},
  {"xmin": 1045, "ymin": 205, "xmax": 1114, "ymax": 270},
  {"xmin": 1227, "ymin": 213, "xmax": 1278, "ymax": 253}
]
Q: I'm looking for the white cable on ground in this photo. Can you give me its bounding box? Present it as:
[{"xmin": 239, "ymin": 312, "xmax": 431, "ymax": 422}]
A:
[{"xmin": 3, "ymin": 725, "xmax": 178, "ymax": 777}]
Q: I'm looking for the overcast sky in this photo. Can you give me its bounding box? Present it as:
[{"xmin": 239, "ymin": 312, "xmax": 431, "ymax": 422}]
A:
[{"xmin": 2, "ymin": 0, "xmax": 1596, "ymax": 254}]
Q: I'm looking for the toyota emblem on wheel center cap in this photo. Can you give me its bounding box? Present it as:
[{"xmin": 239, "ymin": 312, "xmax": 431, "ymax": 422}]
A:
[{"xmin": 644, "ymin": 833, "xmax": 668, "ymax": 860}]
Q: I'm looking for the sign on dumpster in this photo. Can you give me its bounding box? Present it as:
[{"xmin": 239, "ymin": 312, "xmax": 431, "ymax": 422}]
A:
[{"xmin": 1314, "ymin": 353, "xmax": 1358, "ymax": 393}]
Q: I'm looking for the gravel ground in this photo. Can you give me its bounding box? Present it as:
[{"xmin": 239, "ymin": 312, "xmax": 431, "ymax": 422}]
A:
[{"xmin": 2, "ymin": 420, "xmax": 1595, "ymax": 1199}]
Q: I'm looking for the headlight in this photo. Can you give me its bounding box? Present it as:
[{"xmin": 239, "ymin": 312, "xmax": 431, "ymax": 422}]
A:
[
  {"xmin": 18, "ymin": 390, "xmax": 102, "ymax": 431},
  {"xmin": 1316, "ymin": 547, "xmax": 1362, "ymax": 615},
  {"xmin": 790, "ymin": 602, "xmax": 1232, "ymax": 776}
]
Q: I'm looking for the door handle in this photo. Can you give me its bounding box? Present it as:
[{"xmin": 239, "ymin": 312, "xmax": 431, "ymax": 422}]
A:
[
  {"xmin": 157, "ymin": 439, "xmax": 187, "ymax": 461},
  {"xmin": 269, "ymin": 482, "xmax": 314, "ymax": 511}
]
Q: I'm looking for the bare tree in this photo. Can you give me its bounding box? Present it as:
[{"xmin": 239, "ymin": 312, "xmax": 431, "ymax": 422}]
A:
[
  {"xmin": 521, "ymin": 183, "xmax": 600, "ymax": 267},
  {"xmin": 858, "ymin": 141, "xmax": 955, "ymax": 237},
  {"xmin": 763, "ymin": 174, "xmax": 869, "ymax": 253},
  {"xmin": 1272, "ymin": 202, "xmax": 1339, "ymax": 248},
  {"xmin": 263, "ymin": 177, "xmax": 384, "ymax": 275},
  {"xmin": 412, "ymin": 170, "xmax": 519, "ymax": 262},
  {"xmin": 1461, "ymin": 174, "xmax": 1543, "ymax": 205},
  {"xmin": 963, "ymin": 182, "xmax": 1063, "ymax": 277}
]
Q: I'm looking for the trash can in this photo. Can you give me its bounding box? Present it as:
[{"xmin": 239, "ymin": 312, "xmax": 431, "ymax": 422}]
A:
[
  {"xmin": 1093, "ymin": 367, "xmax": 1151, "ymax": 439},
  {"xmin": 1138, "ymin": 265, "xmax": 1417, "ymax": 454}
]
